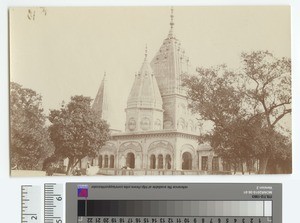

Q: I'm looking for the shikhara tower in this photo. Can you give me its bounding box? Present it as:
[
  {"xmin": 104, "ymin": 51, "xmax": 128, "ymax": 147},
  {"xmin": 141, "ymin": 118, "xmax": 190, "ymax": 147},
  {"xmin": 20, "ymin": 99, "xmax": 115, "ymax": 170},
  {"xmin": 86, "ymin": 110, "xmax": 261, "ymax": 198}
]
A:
[
  {"xmin": 150, "ymin": 8, "xmax": 194, "ymax": 131},
  {"xmin": 84, "ymin": 8, "xmax": 251, "ymax": 175},
  {"xmin": 126, "ymin": 46, "xmax": 163, "ymax": 132},
  {"xmin": 92, "ymin": 72, "xmax": 109, "ymax": 121}
]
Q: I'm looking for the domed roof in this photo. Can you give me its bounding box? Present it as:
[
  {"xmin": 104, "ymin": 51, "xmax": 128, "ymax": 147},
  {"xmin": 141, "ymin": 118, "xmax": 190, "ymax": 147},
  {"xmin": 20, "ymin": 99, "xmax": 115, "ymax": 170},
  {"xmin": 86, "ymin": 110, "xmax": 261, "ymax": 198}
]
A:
[{"xmin": 127, "ymin": 48, "xmax": 163, "ymax": 110}]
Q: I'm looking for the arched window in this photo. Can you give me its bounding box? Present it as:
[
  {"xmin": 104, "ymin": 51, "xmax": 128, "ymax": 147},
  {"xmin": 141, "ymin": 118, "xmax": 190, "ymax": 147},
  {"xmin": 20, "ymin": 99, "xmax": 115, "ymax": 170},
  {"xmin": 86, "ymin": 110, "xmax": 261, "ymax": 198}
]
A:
[
  {"xmin": 154, "ymin": 119, "xmax": 161, "ymax": 130},
  {"xmin": 110, "ymin": 155, "xmax": 114, "ymax": 168},
  {"xmin": 128, "ymin": 118, "xmax": 136, "ymax": 131},
  {"xmin": 158, "ymin": 154, "xmax": 163, "ymax": 169},
  {"xmin": 182, "ymin": 152, "xmax": 192, "ymax": 170},
  {"xmin": 126, "ymin": 152, "xmax": 135, "ymax": 169},
  {"xmin": 140, "ymin": 117, "xmax": 151, "ymax": 130},
  {"xmin": 98, "ymin": 155, "xmax": 103, "ymax": 168},
  {"xmin": 177, "ymin": 118, "xmax": 185, "ymax": 130},
  {"xmin": 104, "ymin": 155, "xmax": 108, "ymax": 168},
  {"xmin": 165, "ymin": 154, "xmax": 171, "ymax": 170},
  {"xmin": 150, "ymin": 154, "xmax": 156, "ymax": 169}
]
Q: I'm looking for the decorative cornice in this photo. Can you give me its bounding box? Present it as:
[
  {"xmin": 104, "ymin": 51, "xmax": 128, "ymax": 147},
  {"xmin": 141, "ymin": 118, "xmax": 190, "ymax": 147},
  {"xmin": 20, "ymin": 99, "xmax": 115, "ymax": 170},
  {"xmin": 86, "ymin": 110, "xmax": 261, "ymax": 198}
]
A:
[{"xmin": 111, "ymin": 130, "xmax": 199, "ymax": 140}]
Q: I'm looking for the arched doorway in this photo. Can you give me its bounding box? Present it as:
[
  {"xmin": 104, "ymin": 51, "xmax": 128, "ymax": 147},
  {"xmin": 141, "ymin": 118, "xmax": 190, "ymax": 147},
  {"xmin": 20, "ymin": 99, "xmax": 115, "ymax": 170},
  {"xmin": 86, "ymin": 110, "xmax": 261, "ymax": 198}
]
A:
[
  {"xmin": 182, "ymin": 152, "xmax": 192, "ymax": 170},
  {"xmin": 126, "ymin": 152, "xmax": 135, "ymax": 169},
  {"xmin": 158, "ymin": 154, "xmax": 163, "ymax": 169},
  {"xmin": 110, "ymin": 155, "xmax": 114, "ymax": 168},
  {"xmin": 104, "ymin": 155, "xmax": 108, "ymax": 168},
  {"xmin": 150, "ymin": 155, "xmax": 156, "ymax": 169},
  {"xmin": 165, "ymin": 154, "xmax": 171, "ymax": 169},
  {"xmin": 98, "ymin": 155, "xmax": 103, "ymax": 168}
]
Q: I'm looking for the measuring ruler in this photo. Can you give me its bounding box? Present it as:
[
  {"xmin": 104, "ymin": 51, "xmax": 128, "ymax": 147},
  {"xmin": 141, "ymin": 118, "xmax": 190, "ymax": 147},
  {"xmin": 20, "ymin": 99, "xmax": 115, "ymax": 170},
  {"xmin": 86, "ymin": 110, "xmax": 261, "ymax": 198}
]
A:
[
  {"xmin": 21, "ymin": 185, "xmax": 42, "ymax": 223},
  {"xmin": 44, "ymin": 183, "xmax": 64, "ymax": 223},
  {"xmin": 21, "ymin": 183, "xmax": 64, "ymax": 223}
]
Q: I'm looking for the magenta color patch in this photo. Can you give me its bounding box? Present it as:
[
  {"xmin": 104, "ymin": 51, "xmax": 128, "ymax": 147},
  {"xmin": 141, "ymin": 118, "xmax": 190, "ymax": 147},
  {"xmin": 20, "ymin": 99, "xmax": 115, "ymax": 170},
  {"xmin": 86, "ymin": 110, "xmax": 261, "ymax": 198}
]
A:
[{"xmin": 77, "ymin": 186, "xmax": 88, "ymax": 197}]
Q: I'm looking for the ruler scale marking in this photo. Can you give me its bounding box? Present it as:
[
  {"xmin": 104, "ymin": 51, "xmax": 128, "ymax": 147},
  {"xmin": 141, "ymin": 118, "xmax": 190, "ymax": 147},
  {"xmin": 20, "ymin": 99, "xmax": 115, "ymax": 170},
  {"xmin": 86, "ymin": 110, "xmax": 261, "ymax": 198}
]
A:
[
  {"xmin": 21, "ymin": 185, "xmax": 42, "ymax": 223},
  {"xmin": 44, "ymin": 183, "xmax": 64, "ymax": 223}
]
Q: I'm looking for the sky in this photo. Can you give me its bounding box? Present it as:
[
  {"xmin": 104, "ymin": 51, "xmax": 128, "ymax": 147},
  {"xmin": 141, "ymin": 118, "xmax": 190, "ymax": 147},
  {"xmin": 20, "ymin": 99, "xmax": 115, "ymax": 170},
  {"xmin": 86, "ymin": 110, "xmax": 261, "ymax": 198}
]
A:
[{"xmin": 9, "ymin": 6, "xmax": 291, "ymax": 130}]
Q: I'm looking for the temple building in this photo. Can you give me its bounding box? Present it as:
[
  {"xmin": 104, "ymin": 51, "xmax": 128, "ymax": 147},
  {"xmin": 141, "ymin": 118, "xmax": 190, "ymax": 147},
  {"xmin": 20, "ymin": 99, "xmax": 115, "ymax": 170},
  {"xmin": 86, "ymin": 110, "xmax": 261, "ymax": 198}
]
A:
[{"xmin": 85, "ymin": 8, "xmax": 256, "ymax": 175}]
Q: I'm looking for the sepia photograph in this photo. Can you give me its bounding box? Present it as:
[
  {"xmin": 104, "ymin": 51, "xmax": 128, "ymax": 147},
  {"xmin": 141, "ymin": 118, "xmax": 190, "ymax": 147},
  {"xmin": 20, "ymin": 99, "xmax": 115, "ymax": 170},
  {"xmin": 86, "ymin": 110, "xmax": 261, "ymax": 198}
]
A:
[{"xmin": 9, "ymin": 6, "xmax": 291, "ymax": 176}]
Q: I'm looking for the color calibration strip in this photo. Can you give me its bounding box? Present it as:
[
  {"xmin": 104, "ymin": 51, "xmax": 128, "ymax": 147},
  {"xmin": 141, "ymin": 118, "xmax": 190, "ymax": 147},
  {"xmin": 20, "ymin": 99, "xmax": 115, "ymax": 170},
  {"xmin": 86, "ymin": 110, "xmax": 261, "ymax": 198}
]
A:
[
  {"xmin": 66, "ymin": 183, "xmax": 281, "ymax": 223},
  {"xmin": 77, "ymin": 200, "xmax": 272, "ymax": 217}
]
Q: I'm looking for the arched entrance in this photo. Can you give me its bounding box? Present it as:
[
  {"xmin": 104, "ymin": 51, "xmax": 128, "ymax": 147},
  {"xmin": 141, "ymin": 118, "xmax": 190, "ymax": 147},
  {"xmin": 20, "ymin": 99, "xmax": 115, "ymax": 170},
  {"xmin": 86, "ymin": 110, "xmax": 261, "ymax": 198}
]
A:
[
  {"xmin": 165, "ymin": 154, "xmax": 171, "ymax": 169},
  {"xmin": 110, "ymin": 155, "xmax": 114, "ymax": 168},
  {"xmin": 104, "ymin": 155, "xmax": 108, "ymax": 168},
  {"xmin": 98, "ymin": 155, "xmax": 103, "ymax": 168},
  {"xmin": 126, "ymin": 152, "xmax": 135, "ymax": 169},
  {"xmin": 182, "ymin": 152, "xmax": 192, "ymax": 170},
  {"xmin": 158, "ymin": 154, "xmax": 163, "ymax": 169},
  {"xmin": 150, "ymin": 155, "xmax": 156, "ymax": 169}
]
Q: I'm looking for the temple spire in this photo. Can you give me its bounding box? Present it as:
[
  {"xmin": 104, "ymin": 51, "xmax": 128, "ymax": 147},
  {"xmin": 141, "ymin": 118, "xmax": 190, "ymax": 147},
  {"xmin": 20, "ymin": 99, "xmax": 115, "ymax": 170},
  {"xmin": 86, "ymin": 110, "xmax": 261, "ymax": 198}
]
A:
[
  {"xmin": 92, "ymin": 72, "xmax": 109, "ymax": 121},
  {"xmin": 126, "ymin": 48, "xmax": 163, "ymax": 132}
]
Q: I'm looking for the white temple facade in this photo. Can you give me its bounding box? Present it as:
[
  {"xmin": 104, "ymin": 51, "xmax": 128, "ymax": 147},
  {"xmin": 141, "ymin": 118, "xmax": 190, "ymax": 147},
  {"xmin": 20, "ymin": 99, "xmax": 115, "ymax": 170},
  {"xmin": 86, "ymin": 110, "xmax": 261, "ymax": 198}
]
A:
[{"xmin": 82, "ymin": 8, "xmax": 257, "ymax": 175}]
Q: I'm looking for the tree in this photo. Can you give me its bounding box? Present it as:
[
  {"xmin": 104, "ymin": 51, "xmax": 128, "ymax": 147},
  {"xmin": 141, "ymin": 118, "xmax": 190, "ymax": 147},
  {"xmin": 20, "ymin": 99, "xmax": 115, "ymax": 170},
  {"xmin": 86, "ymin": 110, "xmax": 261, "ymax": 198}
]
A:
[
  {"xmin": 48, "ymin": 95, "xmax": 110, "ymax": 175},
  {"xmin": 241, "ymin": 51, "xmax": 291, "ymax": 173},
  {"xmin": 182, "ymin": 51, "xmax": 291, "ymax": 174},
  {"xmin": 182, "ymin": 65, "xmax": 256, "ymax": 174},
  {"xmin": 211, "ymin": 118, "xmax": 259, "ymax": 174},
  {"xmin": 10, "ymin": 82, "xmax": 53, "ymax": 170},
  {"xmin": 182, "ymin": 64, "xmax": 244, "ymax": 128}
]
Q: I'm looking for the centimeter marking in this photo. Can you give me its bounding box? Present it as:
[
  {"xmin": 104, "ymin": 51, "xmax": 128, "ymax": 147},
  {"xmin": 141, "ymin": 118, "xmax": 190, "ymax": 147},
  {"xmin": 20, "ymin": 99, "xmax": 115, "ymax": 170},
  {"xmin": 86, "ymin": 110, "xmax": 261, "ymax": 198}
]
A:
[
  {"xmin": 44, "ymin": 183, "xmax": 64, "ymax": 223},
  {"xmin": 21, "ymin": 185, "xmax": 42, "ymax": 223},
  {"xmin": 21, "ymin": 184, "xmax": 64, "ymax": 223}
]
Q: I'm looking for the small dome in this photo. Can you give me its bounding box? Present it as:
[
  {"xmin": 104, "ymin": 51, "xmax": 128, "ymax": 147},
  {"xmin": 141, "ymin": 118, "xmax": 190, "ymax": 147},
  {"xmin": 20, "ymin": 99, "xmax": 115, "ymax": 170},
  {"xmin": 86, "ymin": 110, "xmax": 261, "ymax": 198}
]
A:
[{"xmin": 127, "ymin": 53, "xmax": 163, "ymax": 110}]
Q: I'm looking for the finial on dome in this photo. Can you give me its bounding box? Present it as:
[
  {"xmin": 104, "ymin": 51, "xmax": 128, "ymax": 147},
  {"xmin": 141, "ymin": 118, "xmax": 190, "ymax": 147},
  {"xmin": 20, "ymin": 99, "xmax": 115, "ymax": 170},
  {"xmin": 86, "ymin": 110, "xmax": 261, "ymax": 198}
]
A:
[
  {"xmin": 170, "ymin": 7, "xmax": 174, "ymax": 29},
  {"xmin": 168, "ymin": 7, "xmax": 175, "ymax": 38}
]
